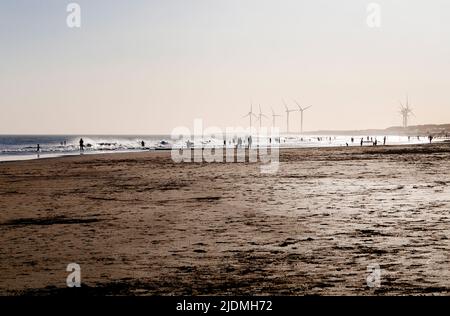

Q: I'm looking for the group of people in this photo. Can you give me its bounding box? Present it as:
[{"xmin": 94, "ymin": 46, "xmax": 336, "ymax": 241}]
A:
[
  {"xmin": 355, "ymin": 136, "xmax": 387, "ymax": 147},
  {"xmin": 35, "ymin": 134, "xmax": 437, "ymax": 154},
  {"xmin": 36, "ymin": 138, "xmax": 86, "ymax": 153}
]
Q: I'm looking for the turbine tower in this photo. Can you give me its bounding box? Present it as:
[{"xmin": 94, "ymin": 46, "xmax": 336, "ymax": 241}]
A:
[
  {"xmin": 282, "ymin": 99, "xmax": 296, "ymax": 134},
  {"xmin": 242, "ymin": 103, "xmax": 257, "ymax": 129},
  {"xmin": 399, "ymin": 95, "xmax": 414, "ymax": 128},
  {"xmin": 256, "ymin": 105, "xmax": 268, "ymax": 128},
  {"xmin": 294, "ymin": 99, "xmax": 312, "ymax": 134},
  {"xmin": 271, "ymin": 107, "xmax": 281, "ymax": 127}
]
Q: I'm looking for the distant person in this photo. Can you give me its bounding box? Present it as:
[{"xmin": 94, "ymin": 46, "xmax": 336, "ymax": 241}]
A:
[
  {"xmin": 351, "ymin": 137, "xmax": 354, "ymax": 143},
  {"xmin": 141, "ymin": 140, "xmax": 145, "ymax": 147},
  {"xmin": 383, "ymin": 136, "xmax": 386, "ymax": 146},
  {"xmin": 346, "ymin": 142, "xmax": 348, "ymax": 147},
  {"xmin": 79, "ymin": 138, "xmax": 84, "ymax": 151},
  {"xmin": 37, "ymin": 144, "xmax": 40, "ymax": 152},
  {"xmin": 360, "ymin": 138, "xmax": 363, "ymax": 147},
  {"xmin": 429, "ymin": 135, "xmax": 433, "ymax": 143},
  {"xmin": 374, "ymin": 139, "xmax": 378, "ymax": 146}
]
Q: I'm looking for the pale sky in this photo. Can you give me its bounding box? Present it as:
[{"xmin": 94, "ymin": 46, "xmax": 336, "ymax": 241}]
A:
[{"xmin": 1, "ymin": 0, "xmax": 449, "ymax": 134}]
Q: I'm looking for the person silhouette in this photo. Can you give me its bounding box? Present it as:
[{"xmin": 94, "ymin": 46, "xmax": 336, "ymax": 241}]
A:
[{"xmin": 79, "ymin": 138, "xmax": 84, "ymax": 152}]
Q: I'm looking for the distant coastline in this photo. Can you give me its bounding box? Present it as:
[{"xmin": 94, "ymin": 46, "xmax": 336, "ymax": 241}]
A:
[{"xmin": 303, "ymin": 123, "xmax": 450, "ymax": 136}]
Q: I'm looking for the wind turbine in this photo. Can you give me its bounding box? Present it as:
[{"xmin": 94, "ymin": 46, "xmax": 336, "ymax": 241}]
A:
[
  {"xmin": 243, "ymin": 103, "xmax": 257, "ymax": 129},
  {"xmin": 293, "ymin": 99, "xmax": 312, "ymax": 134},
  {"xmin": 255, "ymin": 105, "xmax": 268, "ymax": 128},
  {"xmin": 282, "ymin": 99, "xmax": 296, "ymax": 134},
  {"xmin": 271, "ymin": 107, "xmax": 281, "ymax": 127},
  {"xmin": 399, "ymin": 95, "xmax": 414, "ymax": 128}
]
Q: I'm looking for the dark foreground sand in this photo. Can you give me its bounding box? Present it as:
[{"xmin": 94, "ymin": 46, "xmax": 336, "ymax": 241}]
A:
[{"xmin": 1, "ymin": 144, "xmax": 450, "ymax": 295}]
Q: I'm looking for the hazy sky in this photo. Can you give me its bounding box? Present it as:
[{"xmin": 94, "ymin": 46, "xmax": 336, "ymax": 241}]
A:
[{"xmin": 1, "ymin": 0, "xmax": 450, "ymax": 134}]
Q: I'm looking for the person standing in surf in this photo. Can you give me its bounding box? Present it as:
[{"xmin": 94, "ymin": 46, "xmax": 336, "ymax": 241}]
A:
[{"xmin": 79, "ymin": 138, "xmax": 85, "ymax": 152}]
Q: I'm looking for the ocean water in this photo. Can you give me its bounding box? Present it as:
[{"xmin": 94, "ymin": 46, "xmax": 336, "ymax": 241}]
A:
[
  {"xmin": 0, "ymin": 135, "xmax": 170, "ymax": 162},
  {"xmin": 0, "ymin": 134, "xmax": 439, "ymax": 162}
]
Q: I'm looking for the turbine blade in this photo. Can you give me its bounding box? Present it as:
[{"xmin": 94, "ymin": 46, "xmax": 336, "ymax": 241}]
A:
[
  {"xmin": 282, "ymin": 98, "xmax": 289, "ymax": 111},
  {"xmin": 293, "ymin": 99, "xmax": 302, "ymax": 111}
]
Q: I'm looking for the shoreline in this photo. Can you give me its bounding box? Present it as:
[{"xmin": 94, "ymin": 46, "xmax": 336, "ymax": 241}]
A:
[{"xmin": 1, "ymin": 140, "xmax": 447, "ymax": 165}]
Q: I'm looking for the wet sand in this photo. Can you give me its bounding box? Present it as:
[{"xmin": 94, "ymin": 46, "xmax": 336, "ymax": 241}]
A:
[{"xmin": 1, "ymin": 143, "xmax": 450, "ymax": 295}]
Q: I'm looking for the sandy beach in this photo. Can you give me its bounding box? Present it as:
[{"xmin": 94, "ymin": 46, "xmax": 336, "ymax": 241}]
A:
[{"xmin": 1, "ymin": 143, "xmax": 450, "ymax": 295}]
